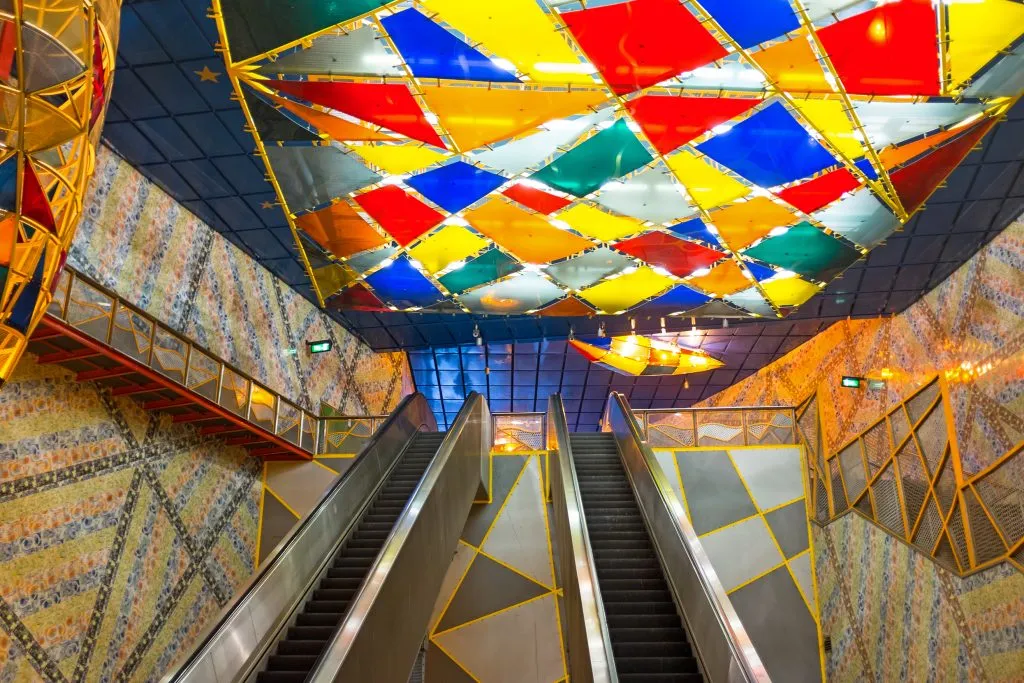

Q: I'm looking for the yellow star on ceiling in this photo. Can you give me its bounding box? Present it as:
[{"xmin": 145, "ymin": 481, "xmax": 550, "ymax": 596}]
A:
[
  {"xmin": 261, "ymin": 201, "xmax": 275, "ymax": 209},
  {"xmin": 194, "ymin": 65, "xmax": 221, "ymax": 83}
]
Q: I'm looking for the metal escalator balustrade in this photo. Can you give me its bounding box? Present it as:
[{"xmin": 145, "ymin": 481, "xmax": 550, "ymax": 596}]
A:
[
  {"xmin": 261, "ymin": 432, "xmax": 444, "ymax": 682},
  {"xmin": 164, "ymin": 392, "xmax": 490, "ymax": 683},
  {"xmin": 572, "ymin": 432, "xmax": 701, "ymax": 682}
]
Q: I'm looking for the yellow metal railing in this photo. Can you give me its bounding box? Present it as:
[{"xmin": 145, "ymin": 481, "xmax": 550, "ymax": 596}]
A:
[{"xmin": 798, "ymin": 377, "xmax": 1023, "ymax": 576}]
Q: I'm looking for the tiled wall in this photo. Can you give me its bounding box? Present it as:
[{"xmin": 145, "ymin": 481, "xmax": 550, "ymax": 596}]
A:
[
  {"xmin": 697, "ymin": 217, "xmax": 1024, "ymax": 680},
  {"xmin": 0, "ymin": 146, "xmax": 414, "ymax": 681},
  {"xmin": 72, "ymin": 145, "xmax": 413, "ymax": 416},
  {"xmin": 0, "ymin": 357, "xmax": 261, "ymax": 682}
]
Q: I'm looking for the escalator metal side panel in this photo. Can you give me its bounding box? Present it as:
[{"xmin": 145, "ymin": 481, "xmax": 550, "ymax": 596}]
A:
[
  {"xmin": 547, "ymin": 394, "xmax": 618, "ymax": 683},
  {"xmin": 163, "ymin": 393, "xmax": 437, "ymax": 683},
  {"xmin": 603, "ymin": 393, "xmax": 769, "ymax": 683},
  {"xmin": 309, "ymin": 392, "xmax": 490, "ymax": 683}
]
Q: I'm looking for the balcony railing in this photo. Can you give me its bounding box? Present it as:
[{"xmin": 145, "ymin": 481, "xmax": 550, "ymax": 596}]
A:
[{"xmin": 630, "ymin": 406, "xmax": 799, "ymax": 447}]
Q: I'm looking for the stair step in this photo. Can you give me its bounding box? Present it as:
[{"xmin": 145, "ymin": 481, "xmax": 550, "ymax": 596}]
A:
[{"xmin": 266, "ymin": 654, "xmax": 317, "ymax": 671}]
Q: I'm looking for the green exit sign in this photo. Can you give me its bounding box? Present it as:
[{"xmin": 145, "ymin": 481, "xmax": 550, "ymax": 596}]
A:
[
  {"xmin": 841, "ymin": 376, "xmax": 862, "ymax": 389},
  {"xmin": 308, "ymin": 339, "xmax": 332, "ymax": 354}
]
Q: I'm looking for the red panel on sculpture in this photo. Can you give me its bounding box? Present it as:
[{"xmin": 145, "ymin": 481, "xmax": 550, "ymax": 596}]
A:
[
  {"xmin": 626, "ymin": 95, "xmax": 760, "ymax": 155},
  {"xmin": 613, "ymin": 232, "xmax": 724, "ymax": 278},
  {"xmin": 562, "ymin": 0, "xmax": 727, "ymax": 95},
  {"xmin": 501, "ymin": 183, "xmax": 572, "ymax": 215},
  {"xmin": 817, "ymin": 0, "xmax": 940, "ymax": 96},
  {"xmin": 777, "ymin": 167, "xmax": 861, "ymax": 214},
  {"xmin": 354, "ymin": 186, "xmax": 444, "ymax": 245},
  {"xmin": 269, "ymin": 80, "xmax": 447, "ymax": 148}
]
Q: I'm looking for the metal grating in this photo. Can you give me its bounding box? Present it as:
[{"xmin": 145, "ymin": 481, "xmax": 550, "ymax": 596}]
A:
[
  {"xmin": 861, "ymin": 420, "xmax": 890, "ymax": 475},
  {"xmin": 934, "ymin": 456, "xmax": 958, "ymax": 516},
  {"xmin": 871, "ymin": 465, "xmax": 906, "ymax": 537},
  {"xmin": 890, "ymin": 408, "xmax": 912, "ymax": 448},
  {"xmin": 855, "ymin": 490, "xmax": 874, "ymax": 519},
  {"xmin": 830, "ymin": 458, "xmax": 849, "ymax": 515},
  {"xmin": 914, "ymin": 403, "xmax": 949, "ymax": 474},
  {"xmin": 897, "ymin": 439, "xmax": 929, "ymax": 530},
  {"xmin": 975, "ymin": 469, "xmax": 1024, "ymax": 549},
  {"xmin": 964, "ymin": 489, "xmax": 1008, "ymax": 565},
  {"xmin": 647, "ymin": 411, "xmax": 697, "ymax": 447},
  {"xmin": 913, "ymin": 496, "xmax": 943, "ymax": 555},
  {"xmin": 838, "ymin": 441, "xmax": 868, "ymax": 502},
  {"xmin": 947, "ymin": 501, "xmax": 971, "ymax": 570}
]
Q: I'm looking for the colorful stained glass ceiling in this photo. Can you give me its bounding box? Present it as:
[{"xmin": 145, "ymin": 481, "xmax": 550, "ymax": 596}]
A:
[{"xmin": 213, "ymin": 0, "xmax": 1022, "ymax": 321}]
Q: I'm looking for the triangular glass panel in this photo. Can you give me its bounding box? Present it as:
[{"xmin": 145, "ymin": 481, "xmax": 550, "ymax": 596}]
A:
[{"xmin": 406, "ymin": 161, "xmax": 506, "ymax": 214}]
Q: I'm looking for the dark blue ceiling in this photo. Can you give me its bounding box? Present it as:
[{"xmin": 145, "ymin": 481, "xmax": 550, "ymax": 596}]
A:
[{"xmin": 104, "ymin": 0, "xmax": 1024, "ymax": 430}]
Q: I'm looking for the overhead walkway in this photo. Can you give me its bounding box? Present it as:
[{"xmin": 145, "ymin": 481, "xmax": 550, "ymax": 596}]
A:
[{"xmin": 163, "ymin": 392, "xmax": 491, "ymax": 683}]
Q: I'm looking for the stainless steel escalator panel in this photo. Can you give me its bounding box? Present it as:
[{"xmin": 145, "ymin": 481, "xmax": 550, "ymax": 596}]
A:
[
  {"xmin": 546, "ymin": 395, "xmax": 618, "ymax": 683},
  {"xmin": 308, "ymin": 392, "xmax": 490, "ymax": 683}
]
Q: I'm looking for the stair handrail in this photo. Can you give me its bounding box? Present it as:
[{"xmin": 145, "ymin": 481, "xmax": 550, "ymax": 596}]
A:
[
  {"xmin": 307, "ymin": 392, "xmax": 490, "ymax": 682},
  {"xmin": 547, "ymin": 394, "xmax": 619, "ymax": 683},
  {"xmin": 161, "ymin": 391, "xmax": 436, "ymax": 683},
  {"xmin": 603, "ymin": 392, "xmax": 770, "ymax": 683}
]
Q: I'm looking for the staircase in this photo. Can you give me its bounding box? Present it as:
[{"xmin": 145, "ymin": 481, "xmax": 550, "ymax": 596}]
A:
[
  {"xmin": 257, "ymin": 431, "xmax": 445, "ymax": 682},
  {"xmin": 570, "ymin": 433, "xmax": 703, "ymax": 682}
]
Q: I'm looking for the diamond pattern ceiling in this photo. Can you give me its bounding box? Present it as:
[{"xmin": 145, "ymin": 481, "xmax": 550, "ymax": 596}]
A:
[{"xmin": 209, "ymin": 0, "xmax": 1021, "ymax": 322}]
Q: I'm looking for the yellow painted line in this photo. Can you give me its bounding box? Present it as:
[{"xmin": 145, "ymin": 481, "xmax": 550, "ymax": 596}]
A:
[
  {"xmin": 761, "ymin": 494, "xmax": 806, "ymax": 515},
  {"xmin": 311, "ymin": 458, "xmax": 340, "ymax": 475},
  {"xmin": 478, "ymin": 458, "xmax": 531, "ymax": 549},
  {"xmin": 431, "ymin": 546, "xmax": 478, "ymax": 637},
  {"xmin": 697, "ymin": 512, "xmax": 760, "ymax": 539},
  {"xmin": 254, "ymin": 465, "xmax": 267, "ymax": 569},
  {"xmin": 428, "ymin": 636, "xmax": 483, "ymax": 683},
  {"xmin": 431, "ymin": 591, "xmax": 554, "ymax": 638},
  {"xmin": 726, "ymin": 560, "xmax": 789, "ymax": 596},
  {"xmin": 475, "ymin": 547, "xmax": 554, "ymax": 592},
  {"xmin": 264, "ymin": 485, "xmax": 302, "ymax": 519}
]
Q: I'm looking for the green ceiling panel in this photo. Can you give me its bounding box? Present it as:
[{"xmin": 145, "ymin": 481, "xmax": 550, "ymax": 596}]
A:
[
  {"xmin": 743, "ymin": 222, "xmax": 862, "ymax": 282},
  {"xmin": 439, "ymin": 248, "xmax": 522, "ymax": 294},
  {"xmin": 531, "ymin": 119, "xmax": 653, "ymax": 198}
]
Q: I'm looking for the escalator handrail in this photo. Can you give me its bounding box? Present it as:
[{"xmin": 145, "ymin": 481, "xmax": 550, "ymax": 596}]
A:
[
  {"xmin": 308, "ymin": 391, "xmax": 489, "ymax": 682},
  {"xmin": 547, "ymin": 395, "xmax": 619, "ymax": 683},
  {"xmin": 604, "ymin": 392, "xmax": 770, "ymax": 683},
  {"xmin": 161, "ymin": 391, "xmax": 436, "ymax": 683}
]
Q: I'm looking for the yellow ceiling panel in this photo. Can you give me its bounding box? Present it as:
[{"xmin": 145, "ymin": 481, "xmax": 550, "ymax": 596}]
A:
[
  {"xmin": 665, "ymin": 151, "xmax": 749, "ymax": 210},
  {"xmin": 421, "ymin": 0, "xmax": 595, "ymax": 85},
  {"xmin": 407, "ymin": 225, "xmax": 489, "ymax": 274},
  {"xmin": 348, "ymin": 143, "xmax": 450, "ymax": 175},
  {"xmin": 946, "ymin": 0, "xmax": 1024, "ymax": 90},
  {"xmin": 761, "ymin": 275, "xmax": 821, "ymax": 307},
  {"xmin": 420, "ymin": 85, "xmax": 606, "ymax": 152},
  {"xmin": 578, "ymin": 266, "xmax": 675, "ymax": 313},
  {"xmin": 557, "ymin": 204, "xmax": 645, "ymax": 242},
  {"xmin": 789, "ymin": 98, "xmax": 865, "ymax": 160}
]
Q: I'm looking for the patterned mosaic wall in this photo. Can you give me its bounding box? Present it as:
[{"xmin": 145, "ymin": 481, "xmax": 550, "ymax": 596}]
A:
[
  {"xmin": 0, "ymin": 145, "xmax": 414, "ymax": 682},
  {"xmin": 0, "ymin": 356, "xmax": 262, "ymax": 682},
  {"xmin": 71, "ymin": 146, "xmax": 413, "ymax": 416},
  {"xmin": 696, "ymin": 216, "xmax": 1024, "ymax": 680}
]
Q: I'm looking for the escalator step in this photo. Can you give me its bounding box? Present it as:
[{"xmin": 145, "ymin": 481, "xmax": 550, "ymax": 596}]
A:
[
  {"xmin": 313, "ymin": 589, "xmax": 357, "ymax": 602},
  {"xmin": 304, "ymin": 600, "xmax": 350, "ymax": 614},
  {"xmin": 276, "ymin": 640, "xmax": 327, "ymax": 656},
  {"xmin": 326, "ymin": 566, "xmax": 366, "ymax": 579},
  {"xmin": 296, "ymin": 612, "xmax": 342, "ymax": 627},
  {"xmin": 618, "ymin": 674, "xmax": 703, "ymax": 682},
  {"xmin": 612, "ymin": 641, "xmax": 692, "ymax": 659},
  {"xmin": 596, "ymin": 568, "xmax": 664, "ymax": 581},
  {"xmin": 616, "ymin": 657, "xmax": 699, "ymax": 674},
  {"xmin": 610, "ymin": 627, "xmax": 689, "ymax": 644},
  {"xmin": 266, "ymin": 653, "xmax": 318, "ymax": 671},
  {"xmin": 320, "ymin": 577, "xmax": 363, "ymax": 590},
  {"xmin": 346, "ymin": 539, "xmax": 385, "ymax": 549},
  {"xmin": 605, "ymin": 613, "xmax": 681, "ymax": 629},
  {"xmin": 601, "ymin": 601, "xmax": 676, "ymax": 616},
  {"xmin": 256, "ymin": 672, "xmax": 308, "ymax": 683},
  {"xmin": 600, "ymin": 577, "xmax": 669, "ymax": 591},
  {"xmin": 287, "ymin": 626, "xmax": 335, "ymax": 641}
]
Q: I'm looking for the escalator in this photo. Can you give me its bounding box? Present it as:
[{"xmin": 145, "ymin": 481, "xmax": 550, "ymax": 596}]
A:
[
  {"xmin": 165, "ymin": 393, "xmax": 490, "ymax": 683},
  {"xmin": 570, "ymin": 433, "xmax": 701, "ymax": 682},
  {"xmin": 548, "ymin": 393, "xmax": 768, "ymax": 683},
  {"xmin": 261, "ymin": 432, "xmax": 445, "ymax": 682}
]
